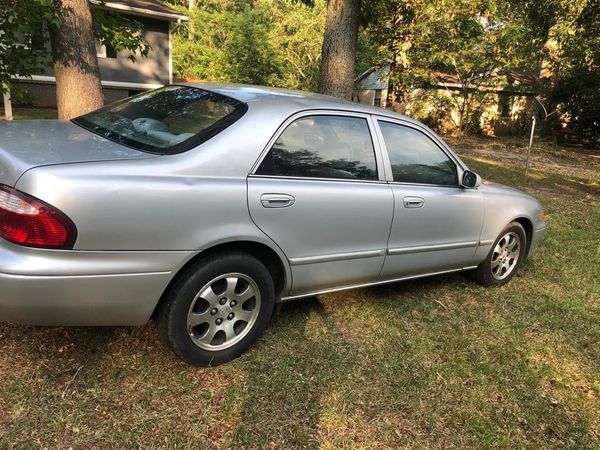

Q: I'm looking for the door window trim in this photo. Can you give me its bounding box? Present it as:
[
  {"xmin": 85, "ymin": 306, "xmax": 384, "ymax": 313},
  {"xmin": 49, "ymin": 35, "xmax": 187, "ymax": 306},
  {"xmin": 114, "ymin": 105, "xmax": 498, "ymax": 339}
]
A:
[
  {"xmin": 373, "ymin": 117, "xmax": 467, "ymax": 187},
  {"xmin": 249, "ymin": 110, "xmax": 388, "ymax": 183}
]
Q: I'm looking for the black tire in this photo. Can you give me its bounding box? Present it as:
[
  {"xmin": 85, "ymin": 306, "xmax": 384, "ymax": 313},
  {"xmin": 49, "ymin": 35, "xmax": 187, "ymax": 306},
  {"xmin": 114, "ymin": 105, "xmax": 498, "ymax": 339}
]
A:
[
  {"xmin": 467, "ymin": 221, "xmax": 527, "ymax": 287},
  {"xmin": 157, "ymin": 251, "xmax": 275, "ymax": 366}
]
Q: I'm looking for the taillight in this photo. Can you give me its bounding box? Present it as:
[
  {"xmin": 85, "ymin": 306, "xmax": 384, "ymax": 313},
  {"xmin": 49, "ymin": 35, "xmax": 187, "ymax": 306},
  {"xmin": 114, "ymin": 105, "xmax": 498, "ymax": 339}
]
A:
[{"xmin": 0, "ymin": 185, "xmax": 77, "ymax": 249}]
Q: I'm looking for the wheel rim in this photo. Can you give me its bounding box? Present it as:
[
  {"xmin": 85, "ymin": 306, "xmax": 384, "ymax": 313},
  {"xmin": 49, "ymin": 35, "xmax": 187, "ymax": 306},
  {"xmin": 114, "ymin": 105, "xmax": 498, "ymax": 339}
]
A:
[
  {"xmin": 491, "ymin": 231, "xmax": 521, "ymax": 281},
  {"xmin": 187, "ymin": 273, "xmax": 261, "ymax": 351}
]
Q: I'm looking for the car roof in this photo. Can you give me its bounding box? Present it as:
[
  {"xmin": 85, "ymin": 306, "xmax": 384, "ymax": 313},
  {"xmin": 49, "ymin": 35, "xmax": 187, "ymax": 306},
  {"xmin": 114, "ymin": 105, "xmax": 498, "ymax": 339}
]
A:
[{"xmin": 179, "ymin": 82, "xmax": 421, "ymax": 125}]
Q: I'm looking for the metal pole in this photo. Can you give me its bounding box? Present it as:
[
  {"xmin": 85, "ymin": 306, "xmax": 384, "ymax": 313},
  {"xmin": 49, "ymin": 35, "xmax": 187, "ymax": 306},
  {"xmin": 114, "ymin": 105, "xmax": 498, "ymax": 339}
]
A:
[
  {"xmin": 2, "ymin": 83, "xmax": 13, "ymax": 121},
  {"xmin": 526, "ymin": 114, "xmax": 536, "ymax": 174}
]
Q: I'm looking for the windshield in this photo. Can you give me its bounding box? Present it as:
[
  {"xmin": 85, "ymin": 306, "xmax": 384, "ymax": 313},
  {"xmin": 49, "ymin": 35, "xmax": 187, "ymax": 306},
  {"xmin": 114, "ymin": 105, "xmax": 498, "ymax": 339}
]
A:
[{"xmin": 72, "ymin": 86, "xmax": 247, "ymax": 154}]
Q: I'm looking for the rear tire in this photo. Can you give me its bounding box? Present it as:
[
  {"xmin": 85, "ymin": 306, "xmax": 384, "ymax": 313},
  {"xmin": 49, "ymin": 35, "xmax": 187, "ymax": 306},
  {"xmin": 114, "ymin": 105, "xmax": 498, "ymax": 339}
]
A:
[
  {"xmin": 467, "ymin": 222, "xmax": 526, "ymax": 287},
  {"xmin": 157, "ymin": 252, "xmax": 275, "ymax": 366}
]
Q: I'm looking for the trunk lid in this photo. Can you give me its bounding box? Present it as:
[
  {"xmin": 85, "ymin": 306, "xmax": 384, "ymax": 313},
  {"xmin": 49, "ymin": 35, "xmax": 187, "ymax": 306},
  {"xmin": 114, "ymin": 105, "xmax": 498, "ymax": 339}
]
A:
[{"xmin": 0, "ymin": 120, "xmax": 157, "ymax": 187}]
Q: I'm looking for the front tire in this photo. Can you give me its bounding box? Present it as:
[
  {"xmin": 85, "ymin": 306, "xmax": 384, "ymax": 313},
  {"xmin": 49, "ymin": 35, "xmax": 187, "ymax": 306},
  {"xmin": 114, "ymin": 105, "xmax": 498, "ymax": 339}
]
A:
[
  {"xmin": 468, "ymin": 222, "xmax": 527, "ymax": 287},
  {"xmin": 157, "ymin": 252, "xmax": 275, "ymax": 366}
]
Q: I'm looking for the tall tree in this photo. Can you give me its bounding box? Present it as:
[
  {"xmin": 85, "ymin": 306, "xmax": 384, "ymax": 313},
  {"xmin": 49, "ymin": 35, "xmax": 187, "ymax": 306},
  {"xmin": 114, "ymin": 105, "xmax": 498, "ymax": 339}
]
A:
[
  {"xmin": 318, "ymin": 0, "xmax": 361, "ymax": 99},
  {"xmin": 49, "ymin": 0, "xmax": 103, "ymax": 119}
]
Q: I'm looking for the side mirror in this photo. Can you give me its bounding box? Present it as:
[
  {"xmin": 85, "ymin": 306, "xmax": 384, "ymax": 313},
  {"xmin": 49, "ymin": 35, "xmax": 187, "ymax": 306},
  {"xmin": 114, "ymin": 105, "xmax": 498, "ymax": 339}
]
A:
[{"xmin": 461, "ymin": 170, "xmax": 481, "ymax": 189}]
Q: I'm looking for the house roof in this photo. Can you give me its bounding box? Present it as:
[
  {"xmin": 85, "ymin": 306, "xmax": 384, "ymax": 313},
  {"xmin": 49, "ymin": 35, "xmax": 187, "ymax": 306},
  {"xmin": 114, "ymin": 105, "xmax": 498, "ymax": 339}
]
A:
[
  {"xmin": 355, "ymin": 64, "xmax": 391, "ymax": 90},
  {"xmin": 90, "ymin": 0, "xmax": 188, "ymax": 22},
  {"xmin": 430, "ymin": 70, "xmax": 539, "ymax": 88},
  {"xmin": 355, "ymin": 63, "xmax": 539, "ymax": 94},
  {"xmin": 355, "ymin": 60, "xmax": 393, "ymax": 90}
]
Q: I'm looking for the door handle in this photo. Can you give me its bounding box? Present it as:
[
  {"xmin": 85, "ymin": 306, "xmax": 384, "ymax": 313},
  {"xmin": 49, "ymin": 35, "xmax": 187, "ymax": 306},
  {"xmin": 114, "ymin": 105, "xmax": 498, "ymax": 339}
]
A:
[
  {"xmin": 403, "ymin": 196, "xmax": 424, "ymax": 208},
  {"xmin": 260, "ymin": 193, "xmax": 296, "ymax": 208}
]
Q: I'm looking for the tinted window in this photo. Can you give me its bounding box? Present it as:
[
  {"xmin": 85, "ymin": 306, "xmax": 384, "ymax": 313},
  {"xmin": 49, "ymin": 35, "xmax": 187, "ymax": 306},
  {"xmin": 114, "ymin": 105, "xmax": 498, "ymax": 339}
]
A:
[
  {"xmin": 73, "ymin": 86, "xmax": 247, "ymax": 154},
  {"xmin": 379, "ymin": 122, "xmax": 457, "ymax": 185},
  {"xmin": 256, "ymin": 115, "xmax": 378, "ymax": 180}
]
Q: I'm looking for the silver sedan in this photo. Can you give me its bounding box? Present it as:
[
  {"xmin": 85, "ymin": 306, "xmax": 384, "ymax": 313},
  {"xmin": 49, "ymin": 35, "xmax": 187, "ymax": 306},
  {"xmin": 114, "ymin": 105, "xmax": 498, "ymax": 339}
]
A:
[{"xmin": 0, "ymin": 84, "xmax": 545, "ymax": 365}]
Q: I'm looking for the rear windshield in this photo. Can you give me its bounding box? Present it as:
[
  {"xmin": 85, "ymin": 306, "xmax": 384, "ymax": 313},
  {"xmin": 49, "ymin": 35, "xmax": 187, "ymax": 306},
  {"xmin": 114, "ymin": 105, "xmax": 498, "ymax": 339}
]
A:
[{"xmin": 72, "ymin": 86, "xmax": 247, "ymax": 154}]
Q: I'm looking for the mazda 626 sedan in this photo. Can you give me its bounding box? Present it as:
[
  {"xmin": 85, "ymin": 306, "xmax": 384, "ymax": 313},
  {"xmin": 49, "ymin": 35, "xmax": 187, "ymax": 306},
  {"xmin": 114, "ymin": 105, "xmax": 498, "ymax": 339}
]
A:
[{"xmin": 0, "ymin": 84, "xmax": 545, "ymax": 365}]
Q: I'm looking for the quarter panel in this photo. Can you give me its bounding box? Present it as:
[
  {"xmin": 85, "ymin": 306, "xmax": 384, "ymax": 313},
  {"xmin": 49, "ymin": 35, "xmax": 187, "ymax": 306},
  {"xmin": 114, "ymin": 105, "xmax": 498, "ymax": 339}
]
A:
[
  {"xmin": 19, "ymin": 171, "xmax": 253, "ymax": 250},
  {"xmin": 475, "ymin": 182, "xmax": 544, "ymax": 260}
]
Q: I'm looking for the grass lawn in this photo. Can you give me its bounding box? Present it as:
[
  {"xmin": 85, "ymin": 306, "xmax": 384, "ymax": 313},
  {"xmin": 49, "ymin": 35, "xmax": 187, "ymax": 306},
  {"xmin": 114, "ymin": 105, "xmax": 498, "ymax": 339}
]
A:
[
  {"xmin": 0, "ymin": 107, "xmax": 58, "ymax": 121},
  {"xmin": 0, "ymin": 142, "xmax": 598, "ymax": 448}
]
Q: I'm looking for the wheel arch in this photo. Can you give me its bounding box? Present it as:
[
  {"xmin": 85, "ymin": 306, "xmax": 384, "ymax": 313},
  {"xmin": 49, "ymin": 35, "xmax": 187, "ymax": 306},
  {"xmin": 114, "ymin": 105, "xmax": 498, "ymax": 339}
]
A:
[
  {"xmin": 152, "ymin": 239, "xmax": 290, "ymax": 319},
  {"xmin": 512, "ymin": 216, "xmax": 534, "ymax": 258}
]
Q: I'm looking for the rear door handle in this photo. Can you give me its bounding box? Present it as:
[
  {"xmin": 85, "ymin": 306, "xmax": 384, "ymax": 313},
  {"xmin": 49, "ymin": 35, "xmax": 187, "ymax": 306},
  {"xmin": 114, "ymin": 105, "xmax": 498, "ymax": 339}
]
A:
[
  {"xmin": 260, "ymin": 193, "xmax": 295, "ymax": 208},
  {"xmin": 403, "ymin": 196, "xmax": 424, "ymax": 208}
]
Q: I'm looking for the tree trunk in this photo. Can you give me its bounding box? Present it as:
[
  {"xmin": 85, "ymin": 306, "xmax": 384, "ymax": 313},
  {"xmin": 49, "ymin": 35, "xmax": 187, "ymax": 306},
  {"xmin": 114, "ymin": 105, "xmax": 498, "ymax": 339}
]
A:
[
  {"xmin": 49, "ymin": 0, "xmax": 103, "ymax": 119},
  {"xmin": 188, "ymin": 0, "xmax": 196, "ymax": 38},
  {"xmin": 318, "ymin": 0, "xmax": 360, "ymax": 99}
]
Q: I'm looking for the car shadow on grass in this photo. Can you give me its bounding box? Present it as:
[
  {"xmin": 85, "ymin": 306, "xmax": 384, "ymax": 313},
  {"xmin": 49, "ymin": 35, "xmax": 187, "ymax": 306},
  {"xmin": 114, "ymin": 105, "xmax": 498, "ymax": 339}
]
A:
[
  {"xmin": 231, "ymin": 296, "xmax": 367, "ymax": 448},
  {"xmin": 233, "ymin": 270, "xmax": 597, "ymax": 447},
  {"xmin": 0, "ymin": 323, "xmax": 119, "ymax": 374},
  {"xmin": 229, "ymin": 274, "xmax": 470, "ymax": 447}
]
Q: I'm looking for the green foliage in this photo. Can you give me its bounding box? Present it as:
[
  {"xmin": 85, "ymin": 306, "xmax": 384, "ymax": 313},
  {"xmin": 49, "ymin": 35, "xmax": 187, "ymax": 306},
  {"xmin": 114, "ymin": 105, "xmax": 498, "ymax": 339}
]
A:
[
  {"xmin": 406, "ymin": 91, "xmax": 456, "ymax": 133},
  {"xmin": 554, "ymin": 0, "xmax": 600, "ymax": 134},
  {"xmin": 488, "ymin": 0, "xmax": 598, "ymax": 134},
  {"xmin": 91, "ymin": 10, "xmax": 151, "ymax": 62},
  {"xmin": 170, "ymin": 0, "xmax": 325, "ymax": 90},
  {"xmin": 8, "ymin": 85, "xmax": 34, "ymax": 106},
  {"xmin": 0, "ymin": 0, "xmax": 55, "ymax": 92},
  {"xmin": 355, "ymin": 30, "xmax": 387, "ymax": 76},
  {"xmin": 220, "ymin": 5, "xmax": 282, "ymax": 85},
  {"xmin": 2, "ymin": 0, "xmax": 597, "ymax": 135}
]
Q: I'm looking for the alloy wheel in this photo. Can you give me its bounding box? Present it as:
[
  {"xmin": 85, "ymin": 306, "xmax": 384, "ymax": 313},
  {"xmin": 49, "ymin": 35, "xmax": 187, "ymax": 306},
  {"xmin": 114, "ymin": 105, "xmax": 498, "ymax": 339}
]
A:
[
  {"xmin": 491, "ymin": 231, "xmax": 521, "ymax": 280},
  {"xmin": 187, "ymin": 273, "xmax": 261, "ymax": 351}
]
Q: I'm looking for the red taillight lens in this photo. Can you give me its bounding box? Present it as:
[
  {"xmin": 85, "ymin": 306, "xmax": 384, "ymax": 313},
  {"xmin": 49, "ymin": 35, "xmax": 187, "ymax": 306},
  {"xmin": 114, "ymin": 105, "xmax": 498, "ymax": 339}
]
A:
[{"xmin": 0, "ymin": 185, "xmax": 77, "ymax": 249}]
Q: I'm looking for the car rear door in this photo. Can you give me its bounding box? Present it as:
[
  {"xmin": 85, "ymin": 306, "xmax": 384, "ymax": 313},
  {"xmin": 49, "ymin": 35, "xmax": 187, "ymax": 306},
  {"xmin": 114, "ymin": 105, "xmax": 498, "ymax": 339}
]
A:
[
  {"xmin": 374, "ymin": 118, "xmax": 485, "ymax": 279},
  {"xmin": 247, "ymin": 111, "xmax": 393, "ymax": 297}
]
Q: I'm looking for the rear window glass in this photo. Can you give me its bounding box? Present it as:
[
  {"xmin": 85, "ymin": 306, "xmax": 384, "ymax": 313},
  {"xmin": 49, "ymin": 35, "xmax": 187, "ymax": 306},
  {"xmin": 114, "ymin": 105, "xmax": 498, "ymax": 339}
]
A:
[{"xmin": 72, "ymin": 86, "xmax": 247, "ymax": 154}]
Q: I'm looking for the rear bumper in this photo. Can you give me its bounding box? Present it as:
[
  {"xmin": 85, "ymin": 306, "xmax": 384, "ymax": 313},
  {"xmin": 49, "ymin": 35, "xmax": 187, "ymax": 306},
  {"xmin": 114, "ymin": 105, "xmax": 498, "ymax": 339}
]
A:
[
  {"xmin": 0, "ymin": 240, "xmax": 194, "ymax": 326},
  {"xmin": 527, "ymin": 221, "xmax": 546, "ymax": 259}
]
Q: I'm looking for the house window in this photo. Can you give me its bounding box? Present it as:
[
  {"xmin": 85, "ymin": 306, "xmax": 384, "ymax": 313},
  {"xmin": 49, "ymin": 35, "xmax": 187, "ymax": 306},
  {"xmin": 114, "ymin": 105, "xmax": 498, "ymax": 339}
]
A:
[
  {"xmin": 96, "ymin": 40, "xmax": 117, "ymax": 59},
  {"xmin": 498, "ymin": 93, "xmax": 511, "ymax": 118},
  {"xmin": 374, "ymin": 89, "xmax": 382, "ymax": 107},
  {"xmin": 31, "ymin": 22, "xmax": 46, "ymax": 51}
]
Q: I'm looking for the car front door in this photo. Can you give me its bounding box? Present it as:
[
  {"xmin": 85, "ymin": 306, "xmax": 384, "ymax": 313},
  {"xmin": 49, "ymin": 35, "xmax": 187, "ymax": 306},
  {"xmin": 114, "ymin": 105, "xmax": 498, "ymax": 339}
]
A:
[
  {"xmin": 247, "ymin": 112, "xmax": 393, "ymax": 297},
  {"xmin": 374, "ymin": 119, "xmax": 485, "ymax": 279}
]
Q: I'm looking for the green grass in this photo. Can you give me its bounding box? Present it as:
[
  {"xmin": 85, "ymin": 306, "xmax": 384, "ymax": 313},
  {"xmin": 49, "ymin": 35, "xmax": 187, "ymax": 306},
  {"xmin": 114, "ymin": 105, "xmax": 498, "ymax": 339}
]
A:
[
  {"xmin": 0, "ymin": 148, "xmax": 598, "ymax": 449},
  {"xmin": 0, "ymin": 107, "xmax": 57, "ymax": 121}
]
